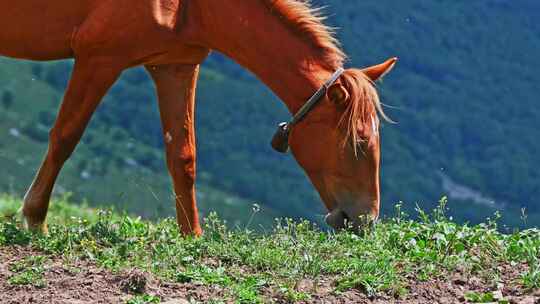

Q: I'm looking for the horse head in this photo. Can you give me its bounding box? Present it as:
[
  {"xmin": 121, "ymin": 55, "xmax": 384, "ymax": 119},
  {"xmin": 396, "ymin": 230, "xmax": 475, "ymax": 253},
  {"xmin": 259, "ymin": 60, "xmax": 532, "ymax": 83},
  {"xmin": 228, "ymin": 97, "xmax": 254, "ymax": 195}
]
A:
[{"xmin": 274, "ymin": 58, "xmax": 397, "ymax": 232}]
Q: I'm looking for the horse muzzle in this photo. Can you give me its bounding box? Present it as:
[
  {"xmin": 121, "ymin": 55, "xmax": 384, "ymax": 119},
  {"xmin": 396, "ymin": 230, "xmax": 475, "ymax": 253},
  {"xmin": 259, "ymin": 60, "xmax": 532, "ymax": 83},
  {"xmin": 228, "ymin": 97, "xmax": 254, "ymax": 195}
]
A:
[
  {"xmin": 324, "ymin": 208, "xmax": 349, "ymax": 230},
  {"xmin": 325, "ymin": 207, "xmax": 376, "ymax": 233}
]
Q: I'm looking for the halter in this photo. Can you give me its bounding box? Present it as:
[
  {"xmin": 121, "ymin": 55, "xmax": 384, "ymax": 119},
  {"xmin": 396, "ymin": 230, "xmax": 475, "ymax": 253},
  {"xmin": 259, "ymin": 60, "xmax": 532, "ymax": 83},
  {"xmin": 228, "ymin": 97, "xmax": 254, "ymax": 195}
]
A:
[{"xmin": 271, "ymin": 68, "xmax": 345, "ymax": 153}]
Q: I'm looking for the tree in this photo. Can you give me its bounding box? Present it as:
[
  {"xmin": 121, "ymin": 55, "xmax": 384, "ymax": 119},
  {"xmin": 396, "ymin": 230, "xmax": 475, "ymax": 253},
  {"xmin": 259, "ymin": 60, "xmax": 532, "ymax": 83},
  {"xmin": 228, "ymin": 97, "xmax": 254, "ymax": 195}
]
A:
[{"xmin": 2, "ymin": 90, "xmax": 13, "ymax": 109}]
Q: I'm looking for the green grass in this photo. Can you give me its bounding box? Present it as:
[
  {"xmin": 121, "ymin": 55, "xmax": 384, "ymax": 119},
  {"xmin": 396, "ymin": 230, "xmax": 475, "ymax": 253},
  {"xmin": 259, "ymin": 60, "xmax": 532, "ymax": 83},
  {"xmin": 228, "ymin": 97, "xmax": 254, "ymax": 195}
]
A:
[
  {"xmin": 0, "ymin": 194, "xmax": 105, "ymax": 224},
  {"xmin": 126, "ymin": 294, "xmax": 161, "ymax": 304},
  {"xmin": 1, "ymin": 196, "xmax": 539, "ymax": 302},
  {"xmin": 7, "ymin": 255, "xmax": 47, "ymax": 288}
]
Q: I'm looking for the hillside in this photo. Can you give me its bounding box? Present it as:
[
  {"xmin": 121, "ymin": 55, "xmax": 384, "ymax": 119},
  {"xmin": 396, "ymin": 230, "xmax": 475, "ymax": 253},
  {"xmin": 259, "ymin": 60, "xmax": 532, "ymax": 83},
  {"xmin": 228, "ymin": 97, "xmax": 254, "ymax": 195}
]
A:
[
  {"xmin": 1, "ymin": 197, "xmax": 539, "ymax": 303},
  {"xmin": 1, "ymin": 1, "xmax": 540, "ymax": 228},
  {"xmin": 328, "ymin": 0, "xmax": 540, "ymax": 226}
]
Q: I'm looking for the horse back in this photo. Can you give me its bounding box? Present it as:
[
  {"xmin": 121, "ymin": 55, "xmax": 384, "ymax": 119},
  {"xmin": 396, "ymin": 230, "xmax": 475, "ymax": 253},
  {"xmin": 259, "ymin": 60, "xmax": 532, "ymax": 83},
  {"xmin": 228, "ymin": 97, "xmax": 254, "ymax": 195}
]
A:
[
  {"xmin": 0, "ymin": 0, "xmax": 99, "ymax": 60},
  {"xmin": 0, "ymin": 0, "xmax": 208, "ymax": 66}
]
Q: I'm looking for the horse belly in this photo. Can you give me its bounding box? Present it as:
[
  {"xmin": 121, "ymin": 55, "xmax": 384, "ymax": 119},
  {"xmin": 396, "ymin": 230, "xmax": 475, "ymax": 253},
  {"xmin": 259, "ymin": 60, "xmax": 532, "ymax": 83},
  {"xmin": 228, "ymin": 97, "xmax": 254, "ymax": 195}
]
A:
[
  {"xmin": 0, "ymin": 0, "xmax": 93, "ymax": 60},
  {"xmin": 0, "ymin": 32, "xmax": 74, "ymax": 61}
]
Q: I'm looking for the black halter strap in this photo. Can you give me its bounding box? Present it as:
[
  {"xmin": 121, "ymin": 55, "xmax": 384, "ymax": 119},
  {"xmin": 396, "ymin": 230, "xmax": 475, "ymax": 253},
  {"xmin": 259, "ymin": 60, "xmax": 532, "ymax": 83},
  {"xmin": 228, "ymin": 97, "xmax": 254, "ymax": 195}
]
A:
[{"xmin": 271, "ymin": 68, "xmax": 345, "ymax": 153}]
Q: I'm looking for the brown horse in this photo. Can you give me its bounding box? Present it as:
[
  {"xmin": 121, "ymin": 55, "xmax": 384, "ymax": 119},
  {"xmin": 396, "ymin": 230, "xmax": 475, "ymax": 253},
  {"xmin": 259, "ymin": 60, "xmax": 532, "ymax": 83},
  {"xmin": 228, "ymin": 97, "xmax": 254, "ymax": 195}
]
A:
[{"xmin": 0, "ymin": 0, "xmax": 396, "ymax": 235}]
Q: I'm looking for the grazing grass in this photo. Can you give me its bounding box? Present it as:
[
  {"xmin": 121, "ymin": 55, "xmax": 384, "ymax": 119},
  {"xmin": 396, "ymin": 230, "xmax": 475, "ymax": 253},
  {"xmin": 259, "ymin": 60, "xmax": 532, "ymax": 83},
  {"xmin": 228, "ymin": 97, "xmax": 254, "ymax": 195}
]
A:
[
  {"xmin": 126, "ymin": 294, "xmax": 161, "ymax": 304},
  {"xmin": 1, "ymin": 196, "xmax": 539, "ymax": 302},
  {"xmin": 7, "ymin": 255, "xmax": 47, "ymax": 288},
  {"xmin": 0, "ymin": 194, "xmax": 104, "ymax": 224}
]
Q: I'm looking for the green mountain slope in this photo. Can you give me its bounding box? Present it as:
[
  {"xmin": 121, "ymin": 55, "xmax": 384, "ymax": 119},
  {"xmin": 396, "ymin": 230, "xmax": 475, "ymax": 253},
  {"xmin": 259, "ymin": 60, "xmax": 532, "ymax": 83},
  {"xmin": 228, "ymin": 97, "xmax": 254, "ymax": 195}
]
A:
[
  {"xmin": 327, "ymin": 0, "xmax": 540, "ymax": 224},
  {"xmin": 1, "ymin": 1, "xmax": 540, "ymax": 228}
]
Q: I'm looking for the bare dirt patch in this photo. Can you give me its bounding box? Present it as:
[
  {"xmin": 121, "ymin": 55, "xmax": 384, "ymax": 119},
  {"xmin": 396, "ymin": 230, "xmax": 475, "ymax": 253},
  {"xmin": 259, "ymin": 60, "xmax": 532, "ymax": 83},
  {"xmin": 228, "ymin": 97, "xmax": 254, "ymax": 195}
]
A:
[
  {"xmin": 0, "ymin": 246, "xmax": 223, "ymax": 303},
  {"xmin": 1, "ymin": 246, "xmax": 539, "ymax": 303}
]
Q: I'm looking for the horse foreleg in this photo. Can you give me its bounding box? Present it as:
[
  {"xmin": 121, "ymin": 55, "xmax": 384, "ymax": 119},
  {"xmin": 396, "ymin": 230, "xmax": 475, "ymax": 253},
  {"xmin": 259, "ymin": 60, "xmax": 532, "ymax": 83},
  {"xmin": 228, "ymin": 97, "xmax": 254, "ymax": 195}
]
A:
[
  {"xmin": 23, "ymin": 57, "xmax": 123, "ymax": 232},
  {"xmin": 146, "ymin": 64, "xmax": 202, "ymax": 236}
]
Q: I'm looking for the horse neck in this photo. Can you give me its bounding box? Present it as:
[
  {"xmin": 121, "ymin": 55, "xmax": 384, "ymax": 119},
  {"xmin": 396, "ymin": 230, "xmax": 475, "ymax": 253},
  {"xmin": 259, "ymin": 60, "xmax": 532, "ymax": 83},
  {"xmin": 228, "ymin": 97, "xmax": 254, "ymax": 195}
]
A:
[{"xmin": 191, "ymin": 1, "xmax": 339, "ymax": 113}]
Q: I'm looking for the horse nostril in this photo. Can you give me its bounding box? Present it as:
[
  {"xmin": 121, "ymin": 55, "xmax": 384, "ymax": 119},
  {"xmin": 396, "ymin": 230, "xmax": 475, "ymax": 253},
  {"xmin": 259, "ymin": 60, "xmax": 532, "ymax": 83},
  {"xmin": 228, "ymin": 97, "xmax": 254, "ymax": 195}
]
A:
[
  {"xmin": 341, "ymin": 211, "xmax": 351, "ymax": 222},
  {"xmin": 342, "ymin": 211, "xmax": 358, "ymax": 230}
]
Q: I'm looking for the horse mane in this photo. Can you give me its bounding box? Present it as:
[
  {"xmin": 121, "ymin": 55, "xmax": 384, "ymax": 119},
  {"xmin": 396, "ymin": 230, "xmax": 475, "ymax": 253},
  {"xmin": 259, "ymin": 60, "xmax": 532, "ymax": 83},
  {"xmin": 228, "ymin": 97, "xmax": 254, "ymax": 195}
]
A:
[
  {"xmin": 265, "ymin": 0, "xmax": 346, "ymax": 70},
  {"xmin": 338, "ymin": 69, "xmax": 390, "ymax": 153},
  {"xmin": 265, "ymin": 1, "xmax": 388, "ymax": 151}
]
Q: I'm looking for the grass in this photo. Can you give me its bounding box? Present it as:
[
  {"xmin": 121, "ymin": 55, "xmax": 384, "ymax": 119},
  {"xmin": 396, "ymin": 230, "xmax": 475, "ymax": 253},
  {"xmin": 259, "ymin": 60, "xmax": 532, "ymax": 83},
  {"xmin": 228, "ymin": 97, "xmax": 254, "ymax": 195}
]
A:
[
  {"xmin": 7, "ymin": 255, "xmax": 47, "ymax": 288},
  {"xmin": 1, "ymin": 196, "xmax": 540, "ymax": 303},
  {"xmin": 126, "ymin": 294, "xmax": 161, "ymax": 304},
  {"xmin": 0, "ymin": 194, "xmax": 103, "ymax": 224}
]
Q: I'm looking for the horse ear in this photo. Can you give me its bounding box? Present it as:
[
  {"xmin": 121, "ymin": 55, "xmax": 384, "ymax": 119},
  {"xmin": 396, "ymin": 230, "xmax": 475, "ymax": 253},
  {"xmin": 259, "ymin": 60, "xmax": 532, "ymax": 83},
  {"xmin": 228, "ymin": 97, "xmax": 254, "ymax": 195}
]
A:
[
  {"xmin": 361, "ymin": 57, "xmax": 398, "ymax": 82},
  {"xmin": 327, "ymin": 83, "xmax": 350, "ymax": 106}
]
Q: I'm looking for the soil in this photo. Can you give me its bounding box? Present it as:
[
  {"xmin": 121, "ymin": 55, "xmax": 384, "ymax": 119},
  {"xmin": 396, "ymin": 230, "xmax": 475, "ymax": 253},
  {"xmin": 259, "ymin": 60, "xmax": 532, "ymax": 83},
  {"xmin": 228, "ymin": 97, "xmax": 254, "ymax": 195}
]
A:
[
  {"xmin": 0, "ymin": 246, "xmax": 224, "ymax": 304},
  {"xmin": 1, "ymin": 246, "xmax": 539, "ymax": 304}
]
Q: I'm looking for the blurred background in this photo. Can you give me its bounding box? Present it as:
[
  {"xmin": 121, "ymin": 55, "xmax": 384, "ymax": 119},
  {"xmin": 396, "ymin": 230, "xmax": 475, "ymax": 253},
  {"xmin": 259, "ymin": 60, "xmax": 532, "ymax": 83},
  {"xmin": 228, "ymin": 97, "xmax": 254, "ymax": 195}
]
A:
[{"xmin": 0, "ymin": 0, "xmax": 538, "ymax": 229}]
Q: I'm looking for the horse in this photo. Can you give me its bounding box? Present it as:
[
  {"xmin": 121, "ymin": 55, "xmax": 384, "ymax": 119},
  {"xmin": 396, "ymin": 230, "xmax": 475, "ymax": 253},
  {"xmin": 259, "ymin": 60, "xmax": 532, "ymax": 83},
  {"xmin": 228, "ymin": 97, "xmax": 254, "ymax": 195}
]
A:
[{"xmin": 0, "ymin": 0, "xmax": 396, "ymax": 235}]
